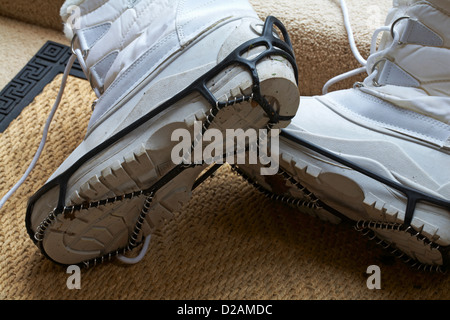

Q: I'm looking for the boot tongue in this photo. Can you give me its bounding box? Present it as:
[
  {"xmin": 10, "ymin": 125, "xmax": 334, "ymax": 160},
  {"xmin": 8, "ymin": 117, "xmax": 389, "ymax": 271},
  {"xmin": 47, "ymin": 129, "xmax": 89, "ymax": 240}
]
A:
[
  {"xmin": 375, "ymin": 0, "xmax": 424, "ymax": 52},
  {"xmin": 376, "ymin": 1, "xmax": 405, "ymax": 52},
  {"xmin": 361, "ymin": 0, "xmax": 450, "ymax": 125}
]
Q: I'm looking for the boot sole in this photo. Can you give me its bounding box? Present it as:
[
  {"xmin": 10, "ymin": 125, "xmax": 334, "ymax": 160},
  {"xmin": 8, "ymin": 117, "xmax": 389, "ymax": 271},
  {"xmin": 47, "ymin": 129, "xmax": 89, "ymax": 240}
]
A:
[
  {"xmin": 236, "ymin": 133, "xmax": 450, "ymax": 271},
  {"xmin": 26, "ymin": 48, "xmax": 299, "ymax": 266}
]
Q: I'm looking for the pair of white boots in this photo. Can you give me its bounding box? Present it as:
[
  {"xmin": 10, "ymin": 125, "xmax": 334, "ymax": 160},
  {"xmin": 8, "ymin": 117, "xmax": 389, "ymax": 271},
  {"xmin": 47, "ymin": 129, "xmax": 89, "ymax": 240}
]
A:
[{"xmin": 21, "ymin": 0, "xmax": 449, "ymax": 270}]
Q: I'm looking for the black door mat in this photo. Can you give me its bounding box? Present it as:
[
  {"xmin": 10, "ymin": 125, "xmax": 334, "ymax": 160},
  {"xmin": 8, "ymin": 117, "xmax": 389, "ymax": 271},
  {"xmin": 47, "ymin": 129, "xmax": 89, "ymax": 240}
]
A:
[{"xmin": 0, "ymin": 41, "xmax": 86, "ymax": 133}]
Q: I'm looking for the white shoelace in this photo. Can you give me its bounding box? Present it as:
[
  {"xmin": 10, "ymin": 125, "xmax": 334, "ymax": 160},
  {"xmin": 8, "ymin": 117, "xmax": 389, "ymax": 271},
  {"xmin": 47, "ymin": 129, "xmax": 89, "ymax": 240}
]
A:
[
  {"xmin": 117, "ymin": 235, "xmax": 152, "ymax": 264},
  {"xmin": 0, "ymin": 44, "xmax": 101, "ymax": 210},
  {"xmin": 322, "ymin": 0, "xmax": 398, "ymax": 94},
  {"xmin": 0, "ymin": 54, "xmax": 76, "ymax": 210}
]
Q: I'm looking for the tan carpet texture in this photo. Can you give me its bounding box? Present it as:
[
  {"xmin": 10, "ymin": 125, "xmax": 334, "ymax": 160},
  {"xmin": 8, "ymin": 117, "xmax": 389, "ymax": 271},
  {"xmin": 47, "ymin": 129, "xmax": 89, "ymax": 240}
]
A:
[{"xmin": 1, "ymin": 0, "xmax": 449, "ymax": 300}]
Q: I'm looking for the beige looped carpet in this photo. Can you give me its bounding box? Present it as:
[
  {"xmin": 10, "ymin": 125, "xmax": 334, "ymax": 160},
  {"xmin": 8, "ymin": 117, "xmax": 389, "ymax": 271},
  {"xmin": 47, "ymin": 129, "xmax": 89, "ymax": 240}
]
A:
[{"xmin": 0, "ymin": 0, "xmax": 449, "ymax": 300}]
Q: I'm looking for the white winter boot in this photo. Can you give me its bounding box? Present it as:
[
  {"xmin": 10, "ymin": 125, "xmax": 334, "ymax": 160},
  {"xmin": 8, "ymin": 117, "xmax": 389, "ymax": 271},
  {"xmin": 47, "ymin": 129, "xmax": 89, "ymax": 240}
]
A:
[
  {"xmin": 25, "ymin": 0, "xmax": 300, "ymax": 266},
  {"xmin": 237, "ymin": 0, "xmax": 450, "ymax": 271}
]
